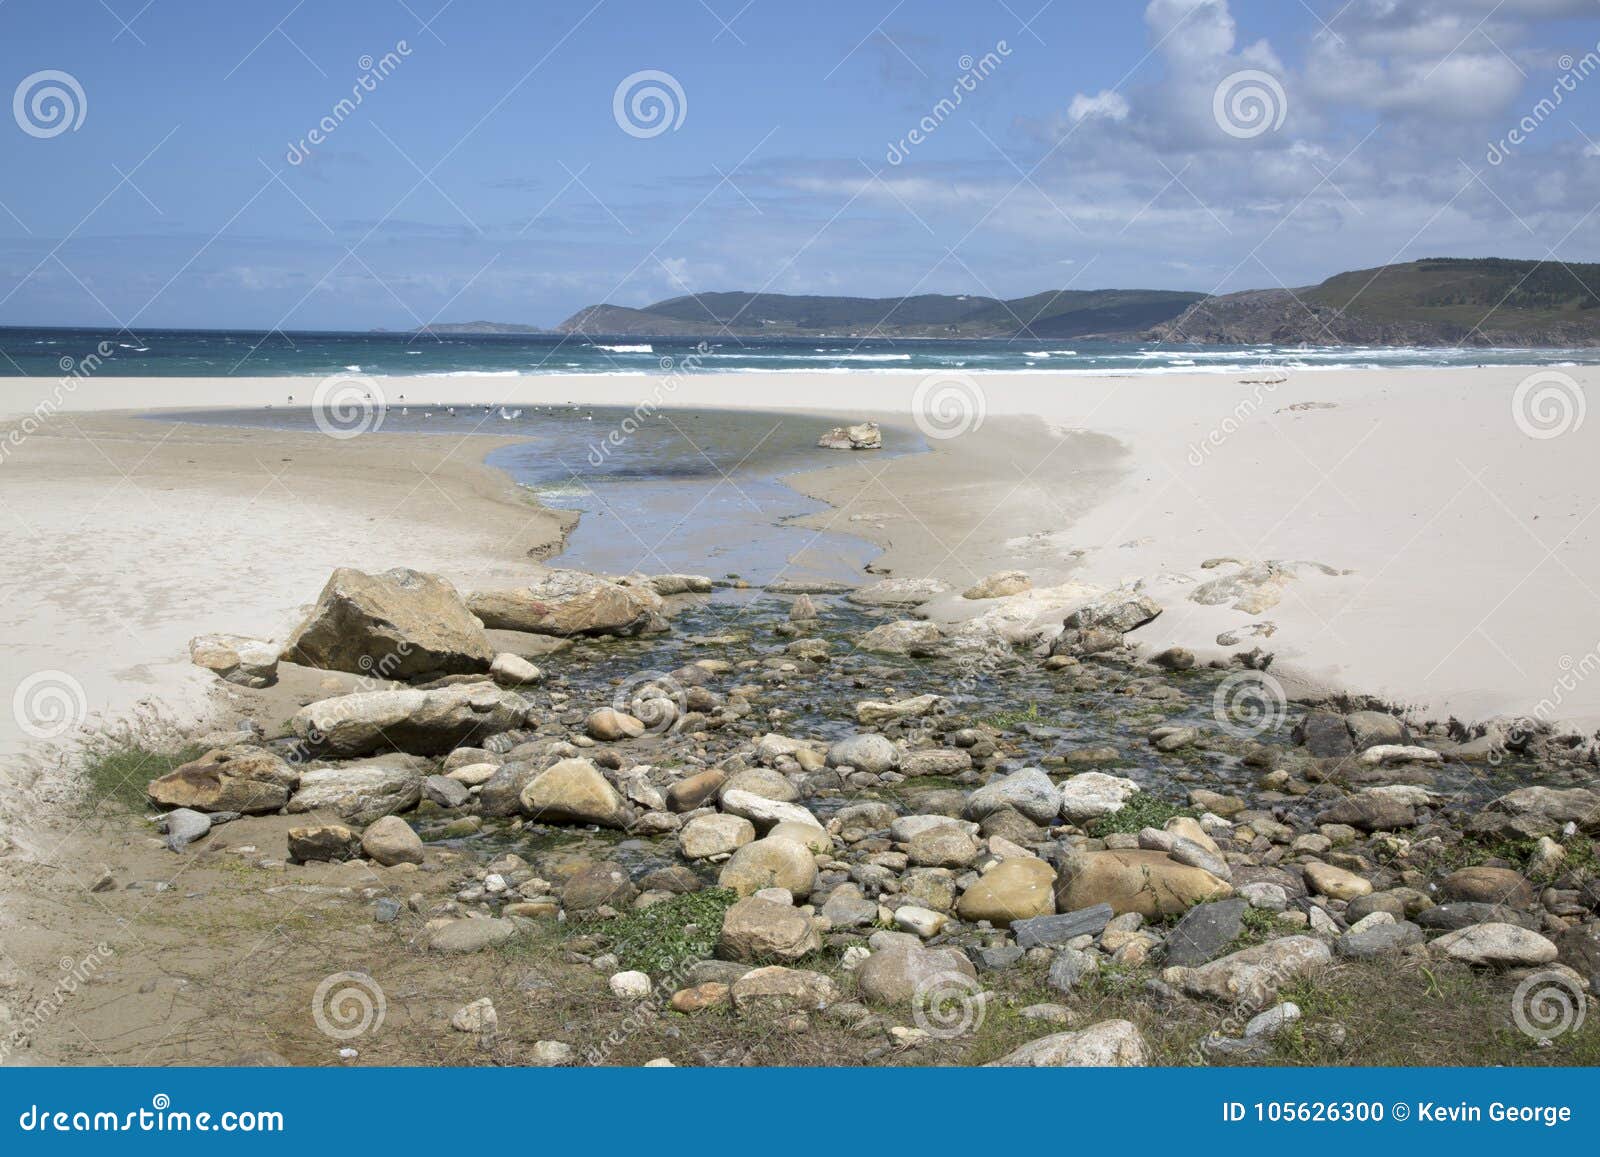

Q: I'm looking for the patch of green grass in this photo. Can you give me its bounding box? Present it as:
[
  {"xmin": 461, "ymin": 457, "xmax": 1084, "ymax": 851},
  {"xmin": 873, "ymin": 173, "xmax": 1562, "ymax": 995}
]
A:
[
  {"xmin": 1087, "ymin": 792, "xmax": 1194, "ymax": 837},
  {"xmin": 78, "ymin": 741, "xmax": 204, "ymax": 813},
  {"xmin": 1236, "ymin": 905, "xmax": 1278, "ymax": 946},
  {"xmin": 980, "ymin": 701, "xmax": 1047, "ymax": 730},
  {"xmin": 1429, "ymin": 831, "xmax": 1599, "ymax": 881},
  {"xmin": 597, "ymin": 888, "xmax": 739, "ymax": 974}
]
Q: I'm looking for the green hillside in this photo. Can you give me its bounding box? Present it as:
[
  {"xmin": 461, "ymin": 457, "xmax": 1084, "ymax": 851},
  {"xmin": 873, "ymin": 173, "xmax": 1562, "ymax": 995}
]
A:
[{"xmin": 557, "ymin": 288, "xmax": 1204, "ymax": 339}]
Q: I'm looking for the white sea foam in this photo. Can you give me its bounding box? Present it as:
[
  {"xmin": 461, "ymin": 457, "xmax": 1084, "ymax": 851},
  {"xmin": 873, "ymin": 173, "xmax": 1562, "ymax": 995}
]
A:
[{"xmin": 594, "ymin": 343, "xmax": 653, "ymax": 353}]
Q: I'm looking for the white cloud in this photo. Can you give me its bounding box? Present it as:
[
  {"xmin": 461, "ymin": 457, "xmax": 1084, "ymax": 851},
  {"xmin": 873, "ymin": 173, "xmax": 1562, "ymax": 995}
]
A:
[{"xmin": 1068, "ymin": 90, "xmax": 1130, "ymax": 122}]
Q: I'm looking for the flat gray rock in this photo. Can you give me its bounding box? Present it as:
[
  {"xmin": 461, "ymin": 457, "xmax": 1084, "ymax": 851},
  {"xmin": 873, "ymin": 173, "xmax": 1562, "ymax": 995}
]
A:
[
  {"xmin": 1164, "ymin": 898, "xmax": 1247, "ymax": 967},
  {"xmin": 1015, "ymin": 904, "xmax": 1114, "ymax": 949}
]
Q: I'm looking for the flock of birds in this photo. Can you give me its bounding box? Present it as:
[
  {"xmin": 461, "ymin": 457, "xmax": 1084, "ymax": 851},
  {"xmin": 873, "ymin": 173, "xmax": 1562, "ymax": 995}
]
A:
[{"xmin": 271, "ymin": 397, "xmax": 588, "ymax": 421}]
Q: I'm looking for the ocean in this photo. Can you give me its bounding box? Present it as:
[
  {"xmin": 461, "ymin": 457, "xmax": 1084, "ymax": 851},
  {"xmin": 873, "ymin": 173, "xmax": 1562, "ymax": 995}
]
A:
[{"xmin": 0, "ymin": 326, "xmax": 1591, "ymax": 379}]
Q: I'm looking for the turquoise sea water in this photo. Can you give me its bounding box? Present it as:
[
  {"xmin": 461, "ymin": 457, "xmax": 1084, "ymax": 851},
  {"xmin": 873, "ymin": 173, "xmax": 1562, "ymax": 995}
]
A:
[{"xmin": 2, "ymin": 325, "xmax": 1592, "ymax": 378}]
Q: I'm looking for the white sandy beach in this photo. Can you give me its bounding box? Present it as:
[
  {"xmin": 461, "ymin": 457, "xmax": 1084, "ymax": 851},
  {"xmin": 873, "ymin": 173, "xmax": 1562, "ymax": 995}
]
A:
[{"xmin": 2, "ymin": 362, "xmax": 1597, "ymax": 775}]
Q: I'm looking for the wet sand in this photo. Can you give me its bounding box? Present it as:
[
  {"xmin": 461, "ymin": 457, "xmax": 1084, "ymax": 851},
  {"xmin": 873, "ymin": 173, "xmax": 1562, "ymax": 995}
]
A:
[{"xmin": 4, "ymin": 361, "xmax": 1598, "ymax": 768}]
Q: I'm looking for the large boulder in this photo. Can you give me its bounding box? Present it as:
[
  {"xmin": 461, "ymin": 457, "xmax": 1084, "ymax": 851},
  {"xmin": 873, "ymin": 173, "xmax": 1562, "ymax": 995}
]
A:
[
  {"xmin": 147, "ymin": 746, "xmax": 296, "ymax": 814},
  {"xmin": 1314, "ymin": 792, "xmax": 1417, "ymax": 831},
  {"xmin": 286, "ymin": 824, "xmax": 362, "ymax": 863},
  {"xmin": 519, "ymin": 758, "xmax": 629, "ymax": 828},
  {"xmin": 282, "ymin": 567, "xmax": 492, "ymax": 677},
  {"xmin": 719, "ymin": 790, "xmax": 823, "ymax": 833},
  {"xmin": 826, "ymin": 733, "xmax": 899, "ymax": 774},
  {"xmin": 1058, "ymin": 772, "xmax": 1142, "ymax": 824},
  {"xmin": 561, "ymin": 861, "xmax": 637, "ymax": 912},
  {"xmin": 718, "ymin": 837, "xmax": 817, "ymax": 899},
  {"xmin": 855, "ymin": 942, "xmax": 977, "ymax": 1006},
  {"xmin": 957, "ymin": 858, "xmax": 1056, "ymax": 925},
  {"xmin": 1345, "ymin": 710, "xmax": 1411, "ymax": 750},
  {"xmin": 189, "ymin": 633, "xmax": 279, "ymax": 688},
  {"xmin": 986, "ymin": 1019, "xmax": 1148, "ymax": 1067},
  {"xmin": 468, "ymin": 570, "xmax": 663, "ymax": 637},
  {"xmin": 286, "ymin": 755, "xmax": 429, "ymax": 824},
  {"xmin": 678, "ymin": 813, "xmax": 756, "ymax": 859},
  {"xmin": 1062, "ymin": 592, "xmax": 1162, "ymax": 634},
  {"xmin": 717, "ymin": 896, "xmax": 820, "ymax": 963},
  {"xmin": 1468, "ymin": 786, "xmax": 1600, "ymax": 839},
  {"xmin": 360, "ymin": 815, "xmax": 425, "ymax": 866},
  {"xmin": 1055, "ymin": 848, "xmax": 1232, "ymax": 919},
  {"xmin": 292, "ymin": 682, "xmax": 528, "ymax": 757},
  {"xmin": 905, "ymin": 824, "xmax": 980, "ymax": 868},
  {"xmin": 1429, "ymin": 922, "xmax": 1559, "ymax": 968},
  {"xmin": 859, "ymin": 620, "xmax": 944, "ymax": 656},
  {"xmin": 1164, "ymin": 936, "xmax": 1331, "ymax": 1006},
  {"xmin": 966, "ymin": 768, "xmax": 1060, "ymax": 826},
  {"xmin": 1438, "ymin": 866, "xmax": 1534, "ymax": 908},
  {"xmin": 963, "ymin": 570, "xmax": 1032, "ymax": 600},
  {"xmin": 729, "ymin": 966, "xmax": 837, "ymax": 1016},
  {"xmin": 478, "ymin": 760, "xmax": 539, "ymax": 818}
]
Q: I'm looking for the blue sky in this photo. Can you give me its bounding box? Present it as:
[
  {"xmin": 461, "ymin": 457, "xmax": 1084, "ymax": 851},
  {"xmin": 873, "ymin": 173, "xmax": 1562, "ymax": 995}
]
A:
[{"xmin": 2, "ymin": 0, "xmax": 1598, "ymax": 330}]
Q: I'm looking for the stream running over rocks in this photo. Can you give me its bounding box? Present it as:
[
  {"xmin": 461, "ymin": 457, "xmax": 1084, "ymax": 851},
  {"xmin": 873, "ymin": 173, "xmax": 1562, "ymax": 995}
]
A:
[{"xmin": 417, "ymin": 592, "xmax": 1562, "ymax": 873}]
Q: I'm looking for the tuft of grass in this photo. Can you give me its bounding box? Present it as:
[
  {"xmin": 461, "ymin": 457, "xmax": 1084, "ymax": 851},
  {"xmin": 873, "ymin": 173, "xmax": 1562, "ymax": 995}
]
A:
[
  {"xmin": 1087, "ymin": 792, "xmax": 1194, "ymax": 837},
  {"xmin": 1428, "ymin": 831, "xmax": 1600, "ymax": 881},
  {"xmin": 78, "ymin": 741, "xmax": 204, "ymax": 814},
  {"xmin": 1235, "ymin": 904, "xmax": 1279, "ymax": 946},
  {"xmin": 597, "ymin": 888, "xmax": 739, "ymax": 975},
  {"xmin": 981, "ymin": 701, "xmax": 1049, "ymax": 730}
]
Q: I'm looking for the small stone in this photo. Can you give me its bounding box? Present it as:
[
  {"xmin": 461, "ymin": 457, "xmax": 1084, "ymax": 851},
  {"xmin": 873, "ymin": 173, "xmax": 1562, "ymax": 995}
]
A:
[
  {"xmin": 893, "ymin": 906, "xmax": 948, "ymax": 938},
  {"xmin": 1303, "ymin": 861, "xmax": 1372, "ymax": 900},
  {"xmin": 531, "ymin": 1040, "xmax": 573, "ymax": 1066},
  {"xmin": 1047, "ymin": 948, "xmax": 1099, "ymax": 994},
  {"xmin": 490, "ymin": 652, "xmax": 542, "ymax": 686},
  {"xmin": 1244, "ymin": 1001, "xmax": 1301, "ymax": 1039},
  {"xmin": 360, "ymin": 815, "xmax": 425, "ymax": 866},
  {"xmin": 609, "ymin": 971, "xmax": 653, "ymax": 1000},
  {"xmin": 450, "ymin": 997, "xmax": 497, "ymax": 1033}
]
